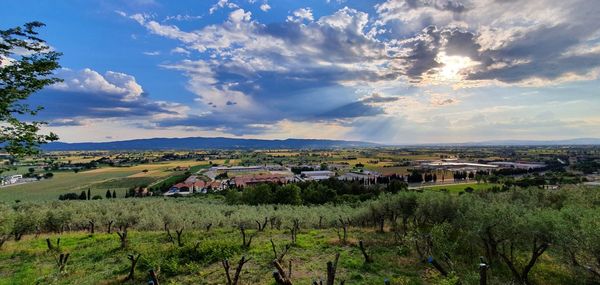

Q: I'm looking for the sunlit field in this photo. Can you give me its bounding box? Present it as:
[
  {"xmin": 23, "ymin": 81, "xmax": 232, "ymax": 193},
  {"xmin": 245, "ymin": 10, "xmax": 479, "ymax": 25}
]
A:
[{"xmin": 0, "ymin": 160, "xmax": 210, "ymax": 202}]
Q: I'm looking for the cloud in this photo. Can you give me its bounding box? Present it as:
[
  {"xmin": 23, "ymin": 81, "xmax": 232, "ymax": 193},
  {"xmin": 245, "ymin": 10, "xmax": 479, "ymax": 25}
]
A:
[
  {"xmin": 428, "ymin": 93, "xmax": 458, "ymax": 106},
  {"xmin": 118, "ymin": 1, "xmax": 600, "ymax": 139},
  {"xmin": 209, "ymin": 0, "xmax": 239, "ymax": 14},
  {"xmin": 260, "ymin": 3, "xmax": 271, "ymax": 12},
  {"xmin": 29, "ymin": 68, "xmax": 186, "ymax": 125},
  {"xmin": 170, "ymin": 47, "xmax": 190, "ymax": 55},
  {"xmin": 143, "ymin": 51, "xmax": 161, "ymax": 56},
  {"xmin": 163, "ymin": 14, "xmax": 202, "ymax": 22},
  {"xmin": 287, "ymin": 8, "xmax": 314, "ymax": 22},
  {"xmin": 376, "ymin": 0, "xmax": 600, "ymax": 84},
  {"xmin": 360, "ymin": 93, "xmax": 401, "ymax": 103},
  {"xmin": 51, "ymin": 68, "xmax": 144, "ymax": 100}
]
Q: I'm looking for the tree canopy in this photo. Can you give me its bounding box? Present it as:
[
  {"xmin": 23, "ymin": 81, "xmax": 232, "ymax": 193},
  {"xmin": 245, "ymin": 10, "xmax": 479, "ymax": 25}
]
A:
[{"xmin": 1, "ymin": 21, "xmax": 61, "ymax": 157}]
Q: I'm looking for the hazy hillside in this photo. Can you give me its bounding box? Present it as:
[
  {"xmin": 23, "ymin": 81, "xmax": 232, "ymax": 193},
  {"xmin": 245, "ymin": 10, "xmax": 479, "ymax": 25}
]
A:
[{"xmin": 42, "ymin": 137, "xmax": 379, "ymax": 151}]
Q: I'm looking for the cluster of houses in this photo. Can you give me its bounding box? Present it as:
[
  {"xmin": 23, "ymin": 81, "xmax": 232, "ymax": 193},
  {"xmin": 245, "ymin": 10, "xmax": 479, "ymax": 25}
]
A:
[
  {"xmin": 1, "ymin": 174, "xmax": 24, "ymax": 186},
  {"xmin": 0, "ymin": 174, "xmax": 40, "ymax": 187},
  {"xmin": 164, "ymin": 175, "xmax": 224, "ymax": 196},
  {"xmin": 162, "ymin": 159, "xmax": 551, "ymax": 197}
]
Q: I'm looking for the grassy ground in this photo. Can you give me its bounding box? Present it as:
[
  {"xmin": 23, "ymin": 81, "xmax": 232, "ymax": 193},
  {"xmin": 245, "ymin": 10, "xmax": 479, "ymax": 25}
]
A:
[
  {"xmin": 0, "ymin": 227, "xmax": 575, "ymax": 285},
  {"xmin": 0, "ymin": 229, "xmax": 429, "ymax": 285},
  {"xmin": 421, "ymin": 182, "xmax": 500, "ymax": 193}
]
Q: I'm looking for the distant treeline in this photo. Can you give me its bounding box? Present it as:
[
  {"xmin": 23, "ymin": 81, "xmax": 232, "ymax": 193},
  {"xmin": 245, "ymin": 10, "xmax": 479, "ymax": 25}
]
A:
[{"xmin": 224, "ymin": 178, "xmax": 408, "ymax": 205}]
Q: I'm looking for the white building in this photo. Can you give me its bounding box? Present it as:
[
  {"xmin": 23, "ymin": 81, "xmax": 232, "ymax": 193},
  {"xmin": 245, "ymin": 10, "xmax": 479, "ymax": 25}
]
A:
[
  {"xmin": 489, "ymin": 162, "xmax": 546, "ymax": 169},
  {"xmin": 300, "ymin": 170, "xmax": 335, "ymax": 181}
]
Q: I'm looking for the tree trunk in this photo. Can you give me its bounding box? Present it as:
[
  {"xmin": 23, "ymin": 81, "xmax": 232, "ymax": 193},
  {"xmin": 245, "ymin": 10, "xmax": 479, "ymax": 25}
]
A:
[
  {"xmin": 359, "ymin": 240, "xmax": 373, "ymax": 263},
  {"xmin": 326, "ymin": 253, "xmax": 340, "ymax": 285}
]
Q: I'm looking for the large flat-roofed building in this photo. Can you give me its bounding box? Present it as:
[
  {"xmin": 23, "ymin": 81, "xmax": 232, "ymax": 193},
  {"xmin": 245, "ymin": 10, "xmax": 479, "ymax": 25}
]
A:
[
  {"xmin": 488, "ymin": 162, "xmax": 546, "ymax": 169},
  {"xmin": 210, "ymin": 166, "xmax": 265, "ymax": 173},
  {"xmin": 421, "ymin": 161, "xmax": 498, "ymax": 169},
  {"xmin": 300, "ymin": 170, "xmax": 335, "ymax": 181},
  {"xmin": 233, "ymin": 173, "xmax": 292, "ymax": 187},
  {"xmin": 339, "ymin": 170, "xmax": 380, "ymax": 181}
]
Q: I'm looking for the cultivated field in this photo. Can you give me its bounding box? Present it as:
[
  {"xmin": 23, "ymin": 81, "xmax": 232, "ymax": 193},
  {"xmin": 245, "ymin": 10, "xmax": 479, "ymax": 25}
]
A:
[{"xmin": 0, "ymin": 160, "xmax": 209, "ymax": 202}]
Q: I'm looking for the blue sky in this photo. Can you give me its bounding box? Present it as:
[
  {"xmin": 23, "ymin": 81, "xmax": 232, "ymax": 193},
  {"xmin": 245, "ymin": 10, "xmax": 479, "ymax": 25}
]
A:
[{"xmin": 1, "ymin": 0, "xmax": 599, "ymax": 143}]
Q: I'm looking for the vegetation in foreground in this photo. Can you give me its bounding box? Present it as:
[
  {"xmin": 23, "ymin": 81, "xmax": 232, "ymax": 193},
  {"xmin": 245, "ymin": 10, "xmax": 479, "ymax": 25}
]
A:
[{"xmin": 1, "ymin": 186, "xmax": 599, "ymax": 284}]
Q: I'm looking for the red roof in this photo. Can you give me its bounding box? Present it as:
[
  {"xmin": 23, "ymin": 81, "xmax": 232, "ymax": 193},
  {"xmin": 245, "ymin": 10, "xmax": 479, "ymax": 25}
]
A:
[{"xmin": 233, "ymin": 174, "xmax": 290, "ymax": 187}]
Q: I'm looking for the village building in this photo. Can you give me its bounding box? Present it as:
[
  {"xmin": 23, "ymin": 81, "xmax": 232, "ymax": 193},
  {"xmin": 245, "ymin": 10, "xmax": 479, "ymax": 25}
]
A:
[
  {"xmin": 300, "ymin": 170, "xmax": 335, "ymax": 181},
  {"xmin": 233, "ymin": 173, "xmax": 292, "ymax": 188}
]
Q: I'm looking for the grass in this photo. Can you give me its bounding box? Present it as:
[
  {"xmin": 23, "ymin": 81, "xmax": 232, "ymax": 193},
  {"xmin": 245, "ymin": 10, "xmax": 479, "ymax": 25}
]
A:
[
  {"xmin": 421, "ymin": 182, "xmax": 500, "ymax": 193},
  {"xmin": 0, "ymin": 229, "xmax": 429, "ymax": 285},
  {"xmin": 0, "ymin": 227, "xmax": 575, "ymax": 285},
  {"xmin": 0, "ymin": 160, "xmax": 210, "ymax": 202}
]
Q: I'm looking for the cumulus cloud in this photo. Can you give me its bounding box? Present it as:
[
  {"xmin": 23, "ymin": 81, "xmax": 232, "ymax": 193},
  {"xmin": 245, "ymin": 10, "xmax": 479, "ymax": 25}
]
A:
[
  {"xmin": 259, "ymin": 3, "xmax": 271, "ymax": 12},
  {"xmin": 30, "ymin": 68, "xmax": 186, "ymax": 126},
  {"xmin": 117, "ymin": 0, "xmax": 600, "ymax": 138},
  {"xmin": 209, "ymin": 0, "xmax": 239, "ymax": 14},
  {"xmin": 51, "ymin": 68, "xmax": 144, "ymax": 101},
  {"xmin": 377, "ymin": 0, "xmax": 600, "ymax": 83},
  {"xmin": 287, "ymin": 8, "xmax": 314, "ymax": 22}
]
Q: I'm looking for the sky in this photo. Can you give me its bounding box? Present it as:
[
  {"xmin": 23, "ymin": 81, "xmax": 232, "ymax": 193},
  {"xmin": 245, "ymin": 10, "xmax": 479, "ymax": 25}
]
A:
[{"xmin": 1, "ymin": 0, "xmax": 599, "ymax": 144}]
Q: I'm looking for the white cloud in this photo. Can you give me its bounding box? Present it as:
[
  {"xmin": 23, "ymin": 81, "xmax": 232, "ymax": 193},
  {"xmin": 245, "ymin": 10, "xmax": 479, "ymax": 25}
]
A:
[
  {"xmin": 143, "ymin": 51, "xmax": 161, "ymax": 56},
  {"xmin": 209, "ymin": 0, "xmax": 239, "ymax": 14},
  {"xmin": 287, "ymin": 7, "xmax": 314, "ymax": 22},
  {"xmin": 51, "ymin": 68, "xmax": 144, "ymax": 101},
  {"xmin": 163, "ymin": 14, "xmax": 202, "ymax": 22},
  {"xmin": 170, "ymin": 47, "xmax": 191, "ymax": 55},
  {"xmin": 260, "ymin": 3, "xmax": 271, "ymax": 12},
  {"xmin": 117, "ymin": 1, "xmax": 600, "ymax": 141}
]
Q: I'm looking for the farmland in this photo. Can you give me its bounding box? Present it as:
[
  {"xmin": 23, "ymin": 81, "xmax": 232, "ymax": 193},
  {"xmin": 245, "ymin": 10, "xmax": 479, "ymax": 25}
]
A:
[
  {"xmin": 0, "ymin": 160, "xmax": 210, "ymax": 202},
  {"xmin": 0, "ymin": 146, "xmax": 599, "ymax": 284}
]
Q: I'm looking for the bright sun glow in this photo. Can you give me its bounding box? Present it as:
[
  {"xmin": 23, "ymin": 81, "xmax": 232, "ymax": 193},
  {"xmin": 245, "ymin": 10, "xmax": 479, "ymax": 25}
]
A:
[{"xmin": 435, "ymin": 52, "xmax": 479, "ymax": 82}]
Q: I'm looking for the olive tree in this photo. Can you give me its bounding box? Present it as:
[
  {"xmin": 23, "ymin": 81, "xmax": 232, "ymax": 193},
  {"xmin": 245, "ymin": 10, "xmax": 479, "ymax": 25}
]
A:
[
  {"xmin": 559, "ymin": 206, "xmax": 600, "ymax": 280},
  {"xmin": 0, "ymin": 204, "xmax": 15, "ymax": 248}
]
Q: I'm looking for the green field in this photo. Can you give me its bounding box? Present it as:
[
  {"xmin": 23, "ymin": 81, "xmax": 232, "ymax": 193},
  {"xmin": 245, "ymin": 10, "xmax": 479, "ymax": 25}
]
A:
[
  {"xmin": 418, "ymin": 182, "xmax": 500, "ymax": 193},
  {"xmin": 0, "ymin": 160, "xmax": 210, "ymax": 202},
  {"xmin": 0, "ymin": 229, "xmax": 433, "ymax": 285}
]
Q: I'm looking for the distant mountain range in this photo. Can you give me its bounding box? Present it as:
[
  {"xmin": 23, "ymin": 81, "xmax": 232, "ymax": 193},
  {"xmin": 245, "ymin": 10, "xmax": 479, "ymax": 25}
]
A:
[
  {"xmin": 41, "ymin": 137, "xmax": 380, "ymax": 151},
  {"xmin": 41, "ymin": 137, "xmax": 600, "ymax": 151}
]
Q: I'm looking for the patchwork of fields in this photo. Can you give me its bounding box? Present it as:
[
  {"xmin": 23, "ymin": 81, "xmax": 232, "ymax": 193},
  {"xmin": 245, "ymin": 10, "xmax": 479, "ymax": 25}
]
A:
[{"xmin": 0, "ymin": 160, "xmax": 210, "ymax": 202}]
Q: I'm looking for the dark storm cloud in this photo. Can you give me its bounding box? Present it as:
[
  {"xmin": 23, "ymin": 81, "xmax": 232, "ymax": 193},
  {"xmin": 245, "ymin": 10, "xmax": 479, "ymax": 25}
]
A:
[
  {"xmin": 404, "ymin": 0, "xmax": 468, "ymax": 13},
  {"xmin": 28, "ymin": 90, "xmax": 178, "ymax": 121},
  {"xmin": 317, "ymin": 102, "xmax": 384, "ymax": 119},
  {"xmin": 401, "ymin": 26, "xmax": 443, "ymax": 79},
  {"xmin": 467, "ymin": 24, "xmax": 600, "ymax": 82}
]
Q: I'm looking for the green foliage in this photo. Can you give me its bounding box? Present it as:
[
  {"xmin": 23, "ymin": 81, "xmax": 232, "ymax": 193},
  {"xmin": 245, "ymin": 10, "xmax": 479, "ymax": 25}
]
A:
[
  {"xmin": 0, "ymin": 22, "xmax": 61, "ymax": 158},
  {"xmin": 0, "ymin": 186, "xmax": 598, "ymax": 284}
]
